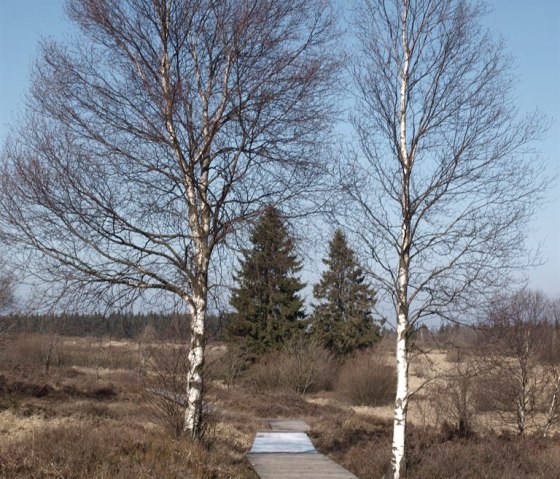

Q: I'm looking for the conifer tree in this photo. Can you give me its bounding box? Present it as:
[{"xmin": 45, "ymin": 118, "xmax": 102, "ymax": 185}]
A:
[
  {"xmin": 311, "ymin": 229, "xmax": 378, "ymax": 355},
  {"xmin": 228, "ymin": 206, "xmax": 305, "ymax": 355}
]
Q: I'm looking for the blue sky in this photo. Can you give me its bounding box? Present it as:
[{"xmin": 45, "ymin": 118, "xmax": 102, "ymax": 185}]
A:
[
  {"xmin": 484, "ymin": 0, "xmax": 560, "ymax": 296},
  {"xmin": 0, "ymin": 0, "xmax": 558, "ymax": 296}
]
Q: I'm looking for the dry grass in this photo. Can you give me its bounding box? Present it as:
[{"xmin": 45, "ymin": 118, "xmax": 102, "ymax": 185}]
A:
[
  {"xmin": 0, "ymin": 334, "xmax": 258, "ymax": 479},
  {"xmin": 404, "ymin": 430, "xmax": 560, "ymax": 479},
  {"xmin": 1, "ymin": 419, "xmax": 258, "ymax": 479},
  {"xmin": 309, "ymin": 411, "xmax": 560, "ymax": 479},
  {"xmin": 1, "ymin": 332, "xmax": 559, "ymax": 479}
]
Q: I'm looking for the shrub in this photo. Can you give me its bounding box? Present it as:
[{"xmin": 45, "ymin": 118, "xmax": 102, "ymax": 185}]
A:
[
  {"xmin": 411, "ymin": 354, "xmax": 431, "ymax": 379},
  {"xmin": 312, "ymin": 411, "xmax": 560, "ymax": 479},
  {"xmin": 246, "ymin": 352, "xmax": 285, "ymax": 391},
  {"xmin": 2, "ymin": 333, "xmax": 65, "ymax": 372},
  {"xmin": 0, "ymin": 420, "xmax": 254, "ymax": 479},
  {"xmin": 281, "ymin": 336, "xmax": 335, "ymax": 393},
  {"xmin": 473, "ymin": 375, "xmax": 502, "ymax": 413},
  {"xmin": 246, "ymin": 335, "xmax": 335, "ymax": 394},
  {"xmin": 210, "ymin": 343, "xmax": 250, "ymax": 389},
  {"xmin": 427, "ymin": 360, "xmax": 480, "ymax": 438},
  {"xmin": 140, "ymin": 342, "xmax": 191, "ymax": 436},
  {"xmin": 336, "ymin": 349, "xmax": 396, "ymax": 406}
]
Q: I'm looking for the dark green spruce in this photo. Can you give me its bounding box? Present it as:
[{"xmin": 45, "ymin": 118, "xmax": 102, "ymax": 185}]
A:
[
  {"xmin": 228, "ymin": 206, "xmax": 305, "ymax": 356},
  {"xmin": 310, "ymin": 229, "xmax": 379, "ymax": 355}
]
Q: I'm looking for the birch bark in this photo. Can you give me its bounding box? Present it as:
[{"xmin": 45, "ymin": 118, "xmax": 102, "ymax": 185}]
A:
[
  {"xmin": 184, "ymin": 286, "xmax": 207, "ymax": 438},
  {"xmin": 0, "ymin": 0, "xmax": 340, "ymax": 446},
  {"xmin": 543, "ymin": 371, "xmax": 559, "ymax": 437},
  {"xmin": 391, "ymin": 2, "xmax": 411, "ymax": 476},
  {"xmin": 182, "ymin": 169, "xmax": 210, "ymax": 438}
]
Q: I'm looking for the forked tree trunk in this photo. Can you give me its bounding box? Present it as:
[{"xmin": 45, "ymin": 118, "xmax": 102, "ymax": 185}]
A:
[{"xmin": 184, "ymin": 283, "xmax": 207, "ymax": 440}]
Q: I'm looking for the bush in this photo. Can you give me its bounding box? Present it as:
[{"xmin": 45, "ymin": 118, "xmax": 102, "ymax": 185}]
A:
[
  {"xmin": 427, "ymin": 360, "xmax": 480, "ymax": 438},
  {"xmin": 246, "ymin": 352, "xmax": 284, "ymax": 391},
  {"xmin": 210, "ymin": 343, "xmax": 250, "ymax": 389},
  {"xmin": 2, "ymin": 333, "xmax": 66, "ymax": 372},
  {"xmin": 0, "ymin": 420, "xmax": 254, "ymax": 479},
  {"xmin": 407, "ymin": 432, "xmax": 560, "ymax": 479},
  {"xmin": 473, "ymin": 375, "xmax": 502, "ymax": 413},
  {"xmin": 140, "ymin": 342, "xmax": 191, "ymax": 436},
  {"xmin": 281, "ymin": 336, "xmax": 336, "ymax": 393},
  {"xmin": 411, "ymin": 354, "xmax": 431, "ymax": 379},
  {"xmin": 246, "ymin": 336, "xmax": 335, "ymax": 394},
  {"xmin": 312, "ymin": 411, "xmax": 560, "ymax": 479},
  {"xmin": 336, "ymin": 349, "xmax": 396, "ymax": 406}
]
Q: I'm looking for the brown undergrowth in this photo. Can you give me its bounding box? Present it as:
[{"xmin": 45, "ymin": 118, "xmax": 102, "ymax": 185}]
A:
[
  {"xmin": 1, "ymin": 334, "xmax": 560, "ymax": 479},
  {"xmin": 214, "ymin": 382, "xmax": 560, "ymax": 478},
  {"xmin": 310, "ymin": 412, "xmax": 560, "ymax": 479},
  {"xmin": 0, "ymin": 335, "xmax": 257, "ymax": 479}
]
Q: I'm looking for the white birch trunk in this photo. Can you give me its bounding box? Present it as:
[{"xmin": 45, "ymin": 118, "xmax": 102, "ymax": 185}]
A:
[
  {"xmin": 516, "ymin": 383, "xmax": 525, "ymax": 434},
  {"xmin": 543, "ymin": 371, "xmax": 559, "ymax": 438},
  {"xmin": 391, "ymin": 309, "xmax": 409, "ymax": 479},
  {"xmin": 184, "ymin": 288, "xmax": 207, "ymax": 439},
  {"xmin": 516, "ymin": 342, "xmax": 529, "ymax": 435},
  {"xmin": 159, "ymin": 10, "xmax": 209, "ymax": 440},
  {"xmin": 182, "ymin": 191, "xmax": 210, "ymax": 440},
  {"xmin": 391, "ymin": 2, "xmax": 411, "ymax": 477}
]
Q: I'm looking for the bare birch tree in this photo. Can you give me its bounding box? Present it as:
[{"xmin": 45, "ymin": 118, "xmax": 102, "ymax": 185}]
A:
[
  {"xmin": 476, "ymin": 290, "xmax": 560, "ymax": 437},
  {"xmin": 480, "ymin": 290, "xmax": 549, "ymax": 435},
  {"xmin": 348, "ymin": 0, "xmax": 545, "ymax": 476},
  {"xmin": 0, "ymin": 0, "xmax": 338, "ymax": 440}
]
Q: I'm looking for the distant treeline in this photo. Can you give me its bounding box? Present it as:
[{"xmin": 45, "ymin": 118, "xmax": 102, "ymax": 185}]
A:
[{"xmin": 1, "ymin": 311, "xmax": 225, "ymax": 340}]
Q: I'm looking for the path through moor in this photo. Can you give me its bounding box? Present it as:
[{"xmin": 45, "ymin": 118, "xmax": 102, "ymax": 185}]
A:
[{"xmin": 247, "ymin": 418, "xmax": 358, "ymax": 479}]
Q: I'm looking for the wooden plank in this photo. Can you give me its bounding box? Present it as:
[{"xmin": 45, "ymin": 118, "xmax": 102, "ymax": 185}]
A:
[
  {"xmin": 247, "ymin": 453, "xmax": 358, "ymax": 479},
  {"xmin": 247, "ymin": 419, "xmax": 358, "ymax": 478},
  {"xmin": 269, "ymin": 419, "xmax": 310, "ymax": 432}
]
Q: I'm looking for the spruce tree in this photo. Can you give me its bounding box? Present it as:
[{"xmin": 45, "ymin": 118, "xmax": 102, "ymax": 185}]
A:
[
  {"xmin": 311, "ymin": 229, "xmax": 378, "ymax": 355},
  {"xmin": 228, "ymin": 206, "xmax": 305, "ymax": 356}
]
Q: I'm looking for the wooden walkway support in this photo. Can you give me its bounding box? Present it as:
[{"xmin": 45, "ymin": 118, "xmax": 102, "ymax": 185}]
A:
[{"xmin": 247, "ymin": 419, "xmax": 358, "ymax": 479}]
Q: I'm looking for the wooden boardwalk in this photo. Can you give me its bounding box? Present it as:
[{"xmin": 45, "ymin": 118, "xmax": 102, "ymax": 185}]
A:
[{"xmin": 247, "ymin": 419, "xmax": 358, "ymax": 479}]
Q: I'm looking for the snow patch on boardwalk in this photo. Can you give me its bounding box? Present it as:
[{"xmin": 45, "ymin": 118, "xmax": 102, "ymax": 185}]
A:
[
  {"xmin": 247, "ymin": 419, "xmax": 359, "ymax": 478},
  {"xmin": 249, "ymin": 432, "xmax": 317, "ymax": 454}
]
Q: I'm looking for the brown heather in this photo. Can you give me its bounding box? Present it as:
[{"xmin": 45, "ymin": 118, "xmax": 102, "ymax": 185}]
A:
[{"xmin": 0, "ymin": 333, "xmax": 559, "ymax": 478}]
